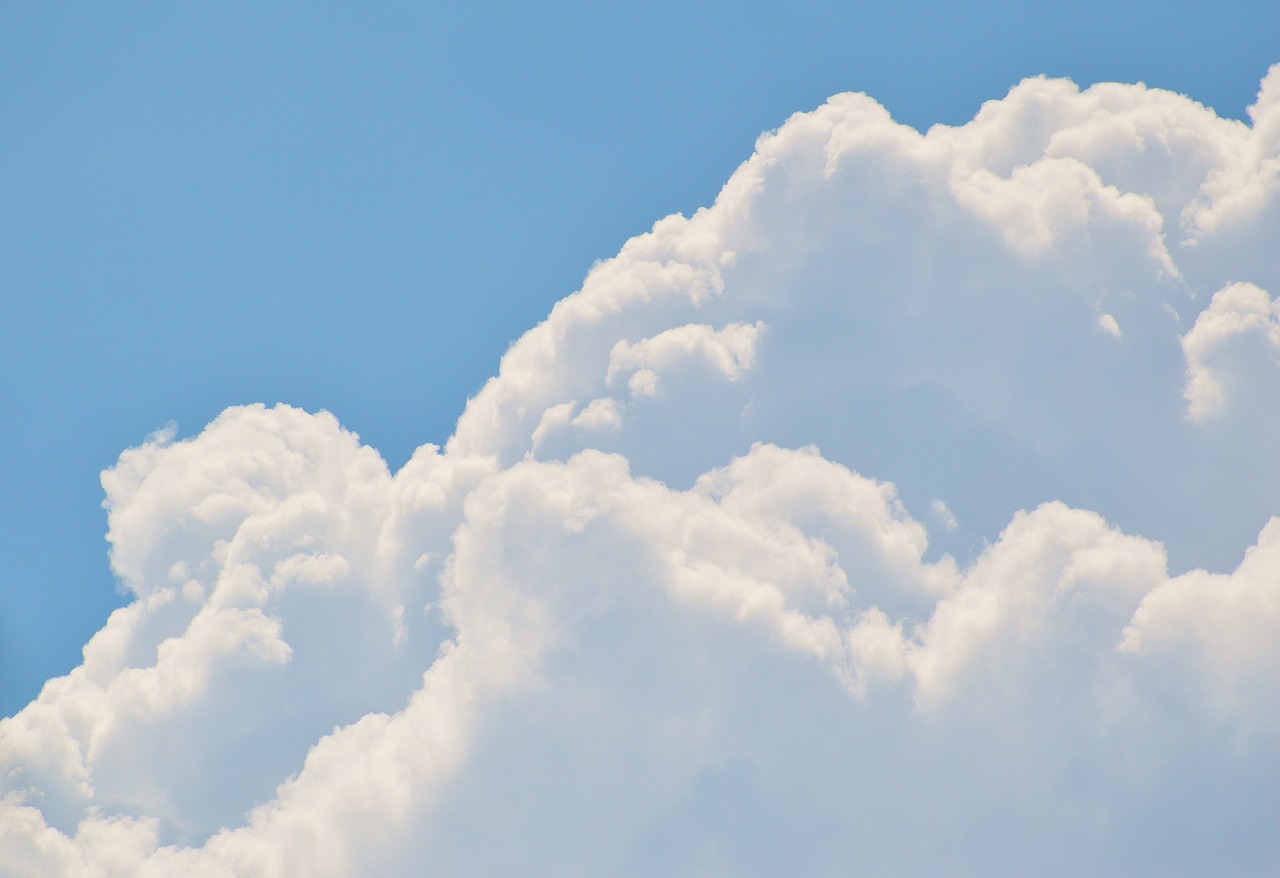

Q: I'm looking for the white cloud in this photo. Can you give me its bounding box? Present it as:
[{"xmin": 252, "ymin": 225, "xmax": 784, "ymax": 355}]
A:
[
  {"xmin": 1122, "ymin": 516, "xmax": 1280, "ymax": 723},
  {"xmin": 569, "ymin": 397, "xmax": 622, "ymax": 431},
  {"xmin": 1097, "ymin": 312, "xmax": 1122, "ymax": 338},
  {"xmin": 1182, "ymin": 68, "xmax": 1280, "ymax": 244},
  {"xmin": 930, "ymin": 497, "xmax": 959, "ymax": 530},
  {"xmin": 1181, "ymin": 281, "xmax": 1280, "ymax": 421},
  {"xmin": 3, "ymin": 66, "xmax": 1280, "ymax": 876},
  {"xmin": 605, "ymin": 321, "xmax": 765, "ymax": 390}
]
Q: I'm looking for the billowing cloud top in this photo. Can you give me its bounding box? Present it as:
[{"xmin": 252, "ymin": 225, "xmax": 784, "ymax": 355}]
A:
[{"xmin": 3, "ymin": 68, "xmax": 1279, "ymax": 878}]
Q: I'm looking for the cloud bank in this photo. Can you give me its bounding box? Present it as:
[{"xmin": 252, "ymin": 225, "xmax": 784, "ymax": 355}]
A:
[{"xmin": 3, "ymin": 67, "xmax": 1279, "ymax": 877}]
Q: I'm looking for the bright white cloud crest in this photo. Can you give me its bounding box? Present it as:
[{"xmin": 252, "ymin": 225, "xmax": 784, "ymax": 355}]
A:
[{"xmin": 3, "ymin": 69, "xmax": 1279, "ymax": 877}]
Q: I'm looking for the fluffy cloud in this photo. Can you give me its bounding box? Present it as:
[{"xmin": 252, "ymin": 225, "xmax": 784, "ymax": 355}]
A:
[
  {"xmin": 3, "ymin": 66, "xmax": 1279, "ymax": 877},
  {"xmin": 1181, "ymin": 281, "xmax": 1280, "ymax": 422}
]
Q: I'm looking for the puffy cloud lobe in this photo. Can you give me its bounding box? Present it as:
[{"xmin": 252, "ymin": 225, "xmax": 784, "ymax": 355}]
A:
[
  {"xmin": 3, "ymin": 66, "xmax": 1280, "ymax": 876},
  {"xmin": 605, "ymin": 321, "xmax": 765, "ymax": 393},
  {"xmin": 1182, "ymin": 68, "xmax": 1280, "ymax": 244},
  {"xmin": 1122, "ymin": 516, "xmax": 1280, "ymax": 723},
  {"xmin": 10, "ymin": 429, "xmax": 1272, "ymax": 876},
  {"xmin": 1181, "ymin": 281, "xmax": 1280, "ymax": 422},
  {"xmin": 448, "ymin": 66, "xmax": 1277, "ymax": 570},
  {"xmin": 1, "ymin": 408, "xmax": 490, "ymax": 849}
]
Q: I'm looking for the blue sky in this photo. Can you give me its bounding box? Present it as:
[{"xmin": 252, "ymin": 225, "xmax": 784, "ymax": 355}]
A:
[
  {"xmin": 4, "ymin": 0, "xmax": 1276, "ymax": 718},
  {"xmin": 1, "ymin": 5, "xmax": 1278, "ymax": 874}
]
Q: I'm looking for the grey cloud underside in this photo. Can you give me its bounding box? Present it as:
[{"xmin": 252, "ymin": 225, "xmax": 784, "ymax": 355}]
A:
[{"xmin": 2, "ymin": 69, "xmax": 1278, "ymax": 878}]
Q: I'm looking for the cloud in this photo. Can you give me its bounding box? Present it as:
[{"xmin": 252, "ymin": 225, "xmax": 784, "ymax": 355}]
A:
[
  {"xmin": 3, "ymin": 66, "xmax": 1279, "ymax": 876},
  {"xmin": 1122, "ymin": 516, "xmax": 1280, "ymax": 722},
  {"xmin": 605, "ymin": 321, "xmax": 765, "ymax": 393},
  {"xmin": 1097, "ymin": 312, "xmax": 1123, "ymax": 338},
  {"xmin": 1181, "ymin": 281, "xmax": 1280, "ymax": 422}
]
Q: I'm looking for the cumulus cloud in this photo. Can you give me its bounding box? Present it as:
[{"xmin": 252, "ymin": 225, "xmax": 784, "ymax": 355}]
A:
[
  {"xmin": 1181, "ymin": 281, "xmax": 1280, "ymax": 421},
  {"xmin": 3, "ymin": 66, "xmax": 1280, "ymax": 877}
]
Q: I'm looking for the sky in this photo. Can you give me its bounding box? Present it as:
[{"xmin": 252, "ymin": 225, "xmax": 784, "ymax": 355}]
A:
[
  {"xmin": 2, "ymin": 3, "xmax": 1279, "ymax": 876},
  {"xmin": 2, "ymin": 0, "xmax": 1278, "ymax": 718}
]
